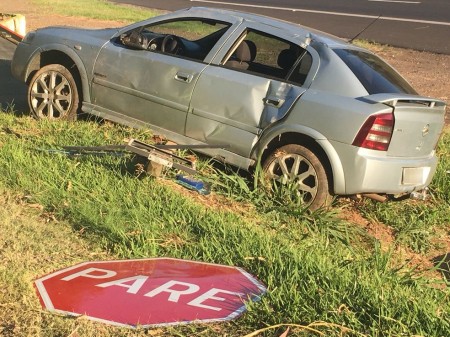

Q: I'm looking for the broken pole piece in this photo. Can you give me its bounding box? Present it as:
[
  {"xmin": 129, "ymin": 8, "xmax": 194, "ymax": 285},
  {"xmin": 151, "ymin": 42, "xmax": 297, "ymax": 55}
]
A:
[{"xmin": 146, "ymin": 160, "xmax": 164, "ymax": 177}]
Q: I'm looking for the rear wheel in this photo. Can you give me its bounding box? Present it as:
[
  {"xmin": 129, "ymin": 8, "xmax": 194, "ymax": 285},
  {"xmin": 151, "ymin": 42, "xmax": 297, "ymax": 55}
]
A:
[
  {"xmin": 263, "ymin": 144, "xmax": 331, "ymax": 210},
  {"xmin": 28, "ymin": 64, "xmax": 79, "ymax": 121}
]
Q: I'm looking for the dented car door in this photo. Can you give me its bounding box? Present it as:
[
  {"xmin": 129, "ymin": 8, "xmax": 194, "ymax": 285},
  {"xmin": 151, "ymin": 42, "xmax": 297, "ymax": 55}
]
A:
[
  {"xmin": 186, "ymin": 26, "xmax": 311, "ymax": 158},
  {"xmin": 187, "ymin": 68, "xmax": 304, "ymax": 157}
]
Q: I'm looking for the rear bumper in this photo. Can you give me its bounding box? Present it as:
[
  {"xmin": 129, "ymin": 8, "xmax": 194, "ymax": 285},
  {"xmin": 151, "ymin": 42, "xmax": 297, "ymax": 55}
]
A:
[{"xmin": 331, "ymin": 141, "xmax": 438, "ymax": 195}]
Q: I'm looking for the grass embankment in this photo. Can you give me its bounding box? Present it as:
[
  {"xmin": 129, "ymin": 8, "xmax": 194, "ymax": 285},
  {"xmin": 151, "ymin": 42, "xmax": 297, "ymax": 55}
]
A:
[
  {"xmin": 31, "ymin": 0, "xmax": 160, "ymax": 23},
  {"xmin": 1, "ymin": 0, "xmax": 449, "ymax": 336},
  {"xmin": 0, "ymin": 109, "xmax": 449, "ymax": 337}
]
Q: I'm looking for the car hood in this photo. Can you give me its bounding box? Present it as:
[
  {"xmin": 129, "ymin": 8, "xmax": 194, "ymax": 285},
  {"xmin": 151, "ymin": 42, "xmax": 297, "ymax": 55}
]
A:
[{"xmin": 33, "ymin": 26, "xmax": 119, "ymax": 44}]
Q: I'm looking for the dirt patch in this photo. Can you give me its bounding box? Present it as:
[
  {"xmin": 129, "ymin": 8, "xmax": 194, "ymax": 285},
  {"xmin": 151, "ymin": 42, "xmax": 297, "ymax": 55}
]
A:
[
  {"xmin": 1, "ymin": 0, "xmax": 126, "ymax": 31},
  {"xmin": 339, "ymin": 200, "xmax": 449, "ymax": 282},
  {"xmin": 365, "ymin": 44, "xmax": 450, "ymax": 124},
  {"xmin": 339, "ymin": 204, "xmax": 395, "ymax": 249}
]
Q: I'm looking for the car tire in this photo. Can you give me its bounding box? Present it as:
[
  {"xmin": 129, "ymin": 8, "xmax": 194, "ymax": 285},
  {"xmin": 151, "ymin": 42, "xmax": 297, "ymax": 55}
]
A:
[
  {"xmin": 263, "ymin": 144, "xmax": 331, "ymax": 210},
  {"xmin": 28, "ymin": 64, "xmax": 79, "ymax": 121}
]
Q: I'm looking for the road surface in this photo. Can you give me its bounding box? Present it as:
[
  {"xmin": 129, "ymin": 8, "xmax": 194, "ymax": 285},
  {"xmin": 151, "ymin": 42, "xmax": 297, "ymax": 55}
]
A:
[{"xmin": 112, "ymin": 0, "xmax": 450, "ymax": 54}]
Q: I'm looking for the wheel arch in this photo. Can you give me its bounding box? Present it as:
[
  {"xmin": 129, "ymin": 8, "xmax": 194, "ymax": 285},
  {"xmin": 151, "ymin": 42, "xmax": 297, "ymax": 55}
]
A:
[
  {"xmin": 24, "ymin": 44, "xmax": 90, "ymax": 102},
  {"xmin": 253, "ymin": 125, "xmax": 346, "ymax": 194}
]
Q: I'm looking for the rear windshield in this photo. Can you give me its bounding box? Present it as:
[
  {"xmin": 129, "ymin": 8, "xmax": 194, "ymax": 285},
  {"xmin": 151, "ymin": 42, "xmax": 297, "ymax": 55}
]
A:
[{"xmin": 334, "ymin": 49, "xmax": 417, "ymax": 95}]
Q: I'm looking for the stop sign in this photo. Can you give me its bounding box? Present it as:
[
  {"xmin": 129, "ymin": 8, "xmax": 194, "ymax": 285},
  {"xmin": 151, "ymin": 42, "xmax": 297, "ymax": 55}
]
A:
[{"xmin": 35, "ymin": 258, "xmax": 266, "ymax": 328}]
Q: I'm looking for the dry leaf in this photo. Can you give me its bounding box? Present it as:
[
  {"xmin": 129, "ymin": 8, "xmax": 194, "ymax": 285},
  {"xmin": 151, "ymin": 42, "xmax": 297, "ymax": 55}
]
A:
[{"xmin": 27, "ymin": 203, "xmax": 44, "ymax": 210}]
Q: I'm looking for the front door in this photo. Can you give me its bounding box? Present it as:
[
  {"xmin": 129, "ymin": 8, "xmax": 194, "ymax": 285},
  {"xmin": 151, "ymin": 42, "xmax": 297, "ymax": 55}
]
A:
[
  {"xmin": 92, "ymin": 46, "xmax": 206, "ymax": 134},
  {"xmin": 91, "ymin": 19, "xmax": 231, "ymax": 135}
]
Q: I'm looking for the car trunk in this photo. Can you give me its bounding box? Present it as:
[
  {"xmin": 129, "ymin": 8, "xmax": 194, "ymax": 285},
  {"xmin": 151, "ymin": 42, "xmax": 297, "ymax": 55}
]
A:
[{"xmin": 365, "ymin": 94, "xmax": 446, "ymax": 157}]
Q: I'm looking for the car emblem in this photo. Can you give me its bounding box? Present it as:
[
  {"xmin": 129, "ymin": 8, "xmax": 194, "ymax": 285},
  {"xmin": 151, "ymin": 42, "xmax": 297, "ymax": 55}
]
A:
[{"xmin": 422, "ymin": 124, "xmax": 430, "ymax": 137}]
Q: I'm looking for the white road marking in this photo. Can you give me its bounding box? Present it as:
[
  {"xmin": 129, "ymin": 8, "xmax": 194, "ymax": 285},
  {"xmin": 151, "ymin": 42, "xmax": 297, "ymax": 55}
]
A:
[
  {"xmin": 190, "ymin": 0, "xmax": 450, "ymax": 26},
  {"xmin": 368, "ymin": 0, "xmax": 420, "ymax": 3}
]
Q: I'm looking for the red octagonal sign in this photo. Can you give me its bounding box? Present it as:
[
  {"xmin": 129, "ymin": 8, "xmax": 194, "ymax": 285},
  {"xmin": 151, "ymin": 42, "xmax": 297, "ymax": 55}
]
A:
[{"xmin": 35, "ymin": 258, "xmax": 266, "ymax": 328}]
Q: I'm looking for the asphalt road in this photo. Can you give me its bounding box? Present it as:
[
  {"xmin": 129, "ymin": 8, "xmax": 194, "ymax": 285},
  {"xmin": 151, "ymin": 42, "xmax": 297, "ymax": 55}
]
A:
[{"xmin": 112, "ymin": 0, "xmax": 450, "ymax": 54}]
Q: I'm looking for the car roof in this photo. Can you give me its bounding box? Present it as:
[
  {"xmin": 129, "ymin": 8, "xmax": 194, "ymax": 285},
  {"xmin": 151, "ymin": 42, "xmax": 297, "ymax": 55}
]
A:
[{"xmin": 182, "ymin": 7, "xmax": 351, "ymax": 49}]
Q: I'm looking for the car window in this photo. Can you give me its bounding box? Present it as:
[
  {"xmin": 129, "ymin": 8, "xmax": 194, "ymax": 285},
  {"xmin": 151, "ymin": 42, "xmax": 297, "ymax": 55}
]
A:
[
  {"xmin": 119, "ymin": 19, "xmax": 231, "ymax": 62},
  {"xmin": 144, "ymin": 20, "xmax": 229, "ymax": 42},
  {"xmin": 334, "ymin": 48, "xmax": 417, "ymax": 95},
  {"xmin": 223, "ymin": 29, "xmax": 310, "ymax": 85}
]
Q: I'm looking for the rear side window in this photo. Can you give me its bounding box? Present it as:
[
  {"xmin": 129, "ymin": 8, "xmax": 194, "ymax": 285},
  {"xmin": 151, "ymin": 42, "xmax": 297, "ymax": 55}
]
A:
[{"xmin": 334, "ymin": 49, "xmax": 417, "ymax": 95}]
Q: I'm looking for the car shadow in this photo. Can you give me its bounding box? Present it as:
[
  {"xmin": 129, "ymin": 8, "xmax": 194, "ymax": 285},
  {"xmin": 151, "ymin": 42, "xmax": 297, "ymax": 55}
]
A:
[
  {"xmin": 432, "ymin": 253, "xmax": 450, "ymax": 282},
  {"xmin": 0, "ymin": 58, "xmax": 28, "ymax": 115}
]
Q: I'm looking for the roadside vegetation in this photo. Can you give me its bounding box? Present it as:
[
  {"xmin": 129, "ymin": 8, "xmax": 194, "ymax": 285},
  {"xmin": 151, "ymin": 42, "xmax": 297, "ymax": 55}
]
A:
[
  {"xmin": 1, "ymin": 0, "xmax": 449, "ymax": 336},
  {"xmin": 0, "ymin": 107, "xmax": 449, "ymax": 337},
  {"xmin": 31, "ymin": 0, "xmax": 160, "ymax": 23},
  {"xmin": 357, "ymin": 129, "xmax": 450, "ymax": 254}
]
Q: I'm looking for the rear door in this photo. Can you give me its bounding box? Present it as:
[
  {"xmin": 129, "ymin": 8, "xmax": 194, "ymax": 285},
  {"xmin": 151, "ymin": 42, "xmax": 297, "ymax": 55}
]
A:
[{"xmin": 186, "ymin": 26, "xmax": 312, "ymax": 158}]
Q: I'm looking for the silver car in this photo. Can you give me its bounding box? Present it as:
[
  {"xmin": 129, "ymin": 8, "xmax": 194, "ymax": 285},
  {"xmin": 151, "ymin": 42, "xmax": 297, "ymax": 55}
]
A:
[{"xmin": 11, "ymin": 7, "xmax": 446, "ymax": 209}]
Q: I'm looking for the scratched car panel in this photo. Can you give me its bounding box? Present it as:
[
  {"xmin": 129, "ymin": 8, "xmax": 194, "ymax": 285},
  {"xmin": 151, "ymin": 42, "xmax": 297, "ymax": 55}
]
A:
[{"xmin": 11, "ymin": 7, "xmax": 446, "ymax": 209}]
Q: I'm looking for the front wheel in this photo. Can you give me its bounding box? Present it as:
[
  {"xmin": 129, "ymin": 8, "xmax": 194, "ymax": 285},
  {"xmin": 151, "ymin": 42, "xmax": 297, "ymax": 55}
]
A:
[
  {"xmin": 263, "ymin": 144, "xmax": 331, "ymax": 210},
  {"xmin": 28, "ymin": 64, "xmax": 79, "ymax": 121}
]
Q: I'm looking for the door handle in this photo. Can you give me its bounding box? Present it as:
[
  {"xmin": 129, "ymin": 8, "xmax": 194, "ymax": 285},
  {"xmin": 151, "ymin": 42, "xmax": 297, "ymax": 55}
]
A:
[
  {"xmin": 175, "ymin": 72, "xmax": 193, "ymax": 83},
  {"xmin": 263, "ymin": 97, "xmax": 284, "ymax": 108}
]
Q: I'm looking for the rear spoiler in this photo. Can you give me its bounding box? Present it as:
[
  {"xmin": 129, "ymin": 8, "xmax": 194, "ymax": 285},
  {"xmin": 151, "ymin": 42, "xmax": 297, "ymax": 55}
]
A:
[{"xmin": 359, "ymin": 93, "xmax": 446, "ymax": 108}]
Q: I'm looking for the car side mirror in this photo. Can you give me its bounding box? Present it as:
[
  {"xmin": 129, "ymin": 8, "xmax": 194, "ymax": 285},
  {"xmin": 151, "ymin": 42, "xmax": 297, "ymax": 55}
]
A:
[{"xmin": 120, "ymin": 30, "xmax": 149, "ymax": 50}]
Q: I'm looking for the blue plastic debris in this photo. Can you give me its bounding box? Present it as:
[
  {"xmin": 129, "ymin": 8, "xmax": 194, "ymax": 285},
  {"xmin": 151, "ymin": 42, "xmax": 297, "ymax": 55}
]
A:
[{"xmin": 176, "ymin": 175, "xmax": 210, "ymax": 195}]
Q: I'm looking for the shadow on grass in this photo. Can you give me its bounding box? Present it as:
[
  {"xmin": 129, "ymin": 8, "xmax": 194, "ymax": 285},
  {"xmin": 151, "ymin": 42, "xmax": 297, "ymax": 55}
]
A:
[
  {"xmin": 432, "ymin": 253, "xmax": 450, "ymax": 282},
  {"xmin": 0, "ymin": 58, "xmax": 28, "ymax": 116}
]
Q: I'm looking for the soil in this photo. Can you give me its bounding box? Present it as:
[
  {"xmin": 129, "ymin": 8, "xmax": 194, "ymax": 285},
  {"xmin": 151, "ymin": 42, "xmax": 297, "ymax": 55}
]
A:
[{"xmin": 2, "ymin": 0, "xmax": 449, "ymax": 277}]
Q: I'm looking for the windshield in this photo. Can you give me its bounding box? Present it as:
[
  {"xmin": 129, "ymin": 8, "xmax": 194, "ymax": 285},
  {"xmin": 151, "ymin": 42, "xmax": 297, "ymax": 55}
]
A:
[{"xmin": 334, "ymin": 48, "xmax": 417, "ymax": 95}]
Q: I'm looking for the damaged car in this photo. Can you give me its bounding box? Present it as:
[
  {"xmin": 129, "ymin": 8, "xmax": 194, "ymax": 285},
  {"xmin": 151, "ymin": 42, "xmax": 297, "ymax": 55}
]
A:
[{"xmin": 11, "ymin": 7, "xmax": 446, "ymax": 209}]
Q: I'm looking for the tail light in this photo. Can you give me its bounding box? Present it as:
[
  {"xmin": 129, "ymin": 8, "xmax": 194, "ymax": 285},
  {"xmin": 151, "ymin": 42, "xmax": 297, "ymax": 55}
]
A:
[{"xmin": 352, "ymin": 113, "xmax": 394, "ymax": 151}]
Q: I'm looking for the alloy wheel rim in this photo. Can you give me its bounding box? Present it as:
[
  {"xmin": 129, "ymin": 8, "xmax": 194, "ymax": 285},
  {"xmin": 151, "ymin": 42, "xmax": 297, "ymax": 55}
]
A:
[
  {"xmin": 267, "ymin": 153, "xmax": 318, "ymax": 203},
  {"xmin": 30, "ymin": 70, "xmax": 72, "ymax": 119}
]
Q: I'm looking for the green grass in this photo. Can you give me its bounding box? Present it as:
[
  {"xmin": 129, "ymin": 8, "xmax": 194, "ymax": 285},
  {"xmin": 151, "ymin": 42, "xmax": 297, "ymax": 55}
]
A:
[
  {"xmin": 2, "ymin": 1, "xmax": 450, "ymax": 335},
  {"xmin": 31, "ymin": 0, "xmax": 160, "ymax": 23},
  {"xmin": 0, "ymin": 106, "xmax": 449, "ymax": 336},
  {"xmin": 359, "ymin": 129, "xmax": 450, "ymax": 254},
  {"xmin": 431, "ymin": 128, "xmax": 450, "ymax": 204}
]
